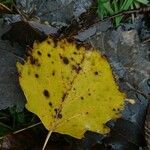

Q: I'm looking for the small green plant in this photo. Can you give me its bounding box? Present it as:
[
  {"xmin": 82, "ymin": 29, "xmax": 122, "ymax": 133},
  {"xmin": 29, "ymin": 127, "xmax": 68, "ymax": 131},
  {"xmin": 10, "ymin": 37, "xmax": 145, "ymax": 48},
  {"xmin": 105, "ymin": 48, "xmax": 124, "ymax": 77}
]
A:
[{"xmin": 97, "ymin": 0, "xmax": 149, "ymax": 27}]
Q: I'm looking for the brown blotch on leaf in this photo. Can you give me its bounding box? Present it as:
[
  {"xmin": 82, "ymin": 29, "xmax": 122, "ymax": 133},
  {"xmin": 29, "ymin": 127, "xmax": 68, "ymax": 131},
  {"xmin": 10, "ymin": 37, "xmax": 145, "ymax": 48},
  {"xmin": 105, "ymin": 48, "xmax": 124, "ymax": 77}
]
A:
[
  {"xmin": 37, "ymin": 64, "xmax": 41, "ymax": 67},
  {"xmin": 49, "ymin": 102, "xmax": 52, "ymax": 107},
  {"xmin": 58, "ymin": 113, "xmax": 62, "ymax": 119},
  {"xmin": 35, "ymin": 74, "xmax": 39, "ymax": 78},
  {"xmin": 94, "ymin": 71, "xmax": 98, "ymax": 75},
  {"xmin": 52, "ymin": 70, "xmax": 55, "ymax": 76},
  {"xmin": 80, "ymin": 97, "xmax": 84, "ymax": 100},
  {"xmin": 73, "ymin": 52, "xmax": 77, "ymax": 55},
  {"xmin": 54, "ymin": 108, "xmax": 58, "ymax": 114},
  {"xmin": 86, "ymin": 112, "xmax": 89, "ymax": 115},
  {"xmin": 59, "ymin": 54, "xmax": 69, "ymax": 65},
  {"xmin": 47, "ymin": 53, "xmax": 51, "ymax": 57},
  {"xmin": 88, "ymin": 93, "xmax": 91, "ymax": 96},
  {"xmin": 51, "ymin": 61, "xmax": 54, "ymax": 64},
  {"xmin": 63, "ymin": 57, "xmax": 69, "ymax": 65},
  {"xmin": 62, "ymin": 93, "xmax": 67, "ymax": 102},
  {"xmin": 30, "ymin": 56, "xmax": 38, "ymax": 65},
  {"xmin": 76, "ymin": 43, "xmax": 82, "ymax": 50},
  {"xmin": 18, "ymin": 72, "xmax": 22, "ymax": 77},
  {"xmin": 47, "ymin": 40, "xmax": 51, "ymax": 45},
  {"xmin": 43, "ymin": 90, "xmax": 50, "ymax": 98},
  {"xmin": 53, "ymin": 38, "xmax": 58, "ymax": 48},
  {"xmin": 29, "ymin": 56, "xmax": 40, "ymax": 66},
  {"xmin": 72, "ymin": 65, "xmax": 82, "ymax": 74},
  {"xmin": 37, "ymin": 51, "xmax": 42, "ymax": 56},
  {"xmin": 67, "ymin": 38, "xmax": 75, "ymax": 43}
]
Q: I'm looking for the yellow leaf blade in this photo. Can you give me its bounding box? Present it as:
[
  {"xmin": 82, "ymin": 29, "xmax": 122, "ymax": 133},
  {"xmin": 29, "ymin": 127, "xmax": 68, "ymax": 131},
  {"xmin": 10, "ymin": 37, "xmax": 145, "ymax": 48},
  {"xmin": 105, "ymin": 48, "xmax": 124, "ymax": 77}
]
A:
[{"xmin": 17, "ymin": 37, "xmax": 126, "ymax": 139}]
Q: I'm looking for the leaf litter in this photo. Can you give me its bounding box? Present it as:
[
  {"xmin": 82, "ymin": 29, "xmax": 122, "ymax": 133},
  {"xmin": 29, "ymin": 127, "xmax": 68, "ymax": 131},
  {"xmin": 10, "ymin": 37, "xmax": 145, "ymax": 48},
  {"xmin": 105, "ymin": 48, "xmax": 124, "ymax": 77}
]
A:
[{"xmin": 0, "ymin": 0, "xmax": 147, "ymax": 148}]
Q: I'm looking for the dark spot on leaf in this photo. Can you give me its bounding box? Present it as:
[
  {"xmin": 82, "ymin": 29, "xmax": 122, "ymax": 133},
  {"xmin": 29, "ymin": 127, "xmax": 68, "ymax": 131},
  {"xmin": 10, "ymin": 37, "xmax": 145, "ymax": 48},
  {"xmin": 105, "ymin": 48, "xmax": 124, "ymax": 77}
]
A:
[
  {"xmin": 47, "ymin": 53, "xmax": 51, "ymax": 57},
  {"xmin": 52, "ymin": 70, "xmax": 55, "ymax": 76},
  {"xmin": 30, "ymin": 56, "xmax": 39, "ymax": 65},
  {"xmin": 43, "ymin": 90, "xmax": 50, "ymax": 98},
  {"xmin": 86, "ymin": 112, "xmax": 89, "ymax": 115},
  {"xmin": 28, "ymin": 71, "xmax": 30, "ymax": 75},
  {"xmin": 62, "ymin": 57, "xmax": 69, "ymax": 65},
  {"xmin": 59, "ymin": 54, "xmax": 69, "ymax": 64},
  {"xmin": 51, "ymin": 61, "xmax": 54, "ymax": 64},
  {"xmin": 37, "ymin": 64, "xmax": 41, "ymax": 67},
  {"xmin": 94, "ymin": 71, "xmax": 98, "ymax": 75},
  {"xmin": 37, "ymin": 51, "xmax": 42, "ymax": 56},
  {"xmin": 76, "ymin": 44, "xmax": 82, "ymax": 50},
  {"xmin": 67, "ymin": 38, "xmax": 75, "ymax": 43},
  {"xmin": 47, "ymin": 40, "xmax": 51, "ymax": 44},
  {"xmin": 62, "ymin": 93, "xmax": 66, "ymax": 102},
  {"xmin": 112, "ymin": 108, "xmax": 116, "ymax": 111},
  {"xmin": 80, "ymin": 97, "xmax": 84, "ymax": 100},
  {"xmin": 88, "ymin": 93, "xmax": 91, "ymax": 96},
  {"xmin": 73, "ymin": 88, "xmax": 76, "ymax": 91},
  {"xmin": 49, "ymin": 102, "xmax": 52, "ymax": 107},
  {"xmin": 53, "ymin": 38, "xmax": 58, "ymax": 47},
  {"xmin": 72, "ymin": 65, "xmax": 82, "ymax": 74},
  {"xmin": 35, "ymin": 74, "xmax": 39, "ymax": 78},
  {"xmin": 71, "ymin": 57, "xmax": 74, "ymax": 61},
  {"xmin": 73, "ymin": 52, "xmax": 77, "ymax": 55},
  {"xmin": 58, "ymin": 113, "xmax": 62, "ymax": 119},
  {"xmin": 54, "ymin": 108, "xmax": 58, "ymax": 113},
  {"xmin": 18, "ymin": 71, "xmax": 21, "ymax": 76}
]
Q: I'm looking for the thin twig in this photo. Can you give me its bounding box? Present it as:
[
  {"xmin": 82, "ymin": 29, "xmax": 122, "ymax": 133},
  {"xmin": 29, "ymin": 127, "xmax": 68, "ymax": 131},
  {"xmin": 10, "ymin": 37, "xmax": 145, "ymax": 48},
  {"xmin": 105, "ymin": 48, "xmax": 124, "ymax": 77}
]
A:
[
  {"xmin": 13, "ymin": 122, "xmax": 42, "ymax": 134},
  {"xmin": 0, "ymin": 2, "xmax": 12, "ymax": 13},
  {"xmin": 42, "ymin": 130, "xmax": 53, "ymax": 150},
  {"xmin": 102, "ymin": 6, "xmax": 150, "ymax": 22},
  {"xmin": 12, "ymin": 3, "xmax": 27, "ymax": 21},
  {"xmin": 143, "ymin": 38, "xmax": 150, "ymax": 44},
  {"xmin": 0, "ymin": 122, "xmax": 41, "ymax": 140}
]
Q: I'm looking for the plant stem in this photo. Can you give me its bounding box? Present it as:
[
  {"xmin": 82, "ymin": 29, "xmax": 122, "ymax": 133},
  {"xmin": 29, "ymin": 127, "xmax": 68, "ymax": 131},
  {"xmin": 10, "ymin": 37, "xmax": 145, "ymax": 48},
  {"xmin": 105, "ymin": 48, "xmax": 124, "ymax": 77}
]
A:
[
  {"xmin": 13, "ymin": 122, "xmax": 41, "ymax": 134},
  {"xmin": 42, "ymin": 130, "xmax": 53, "ymax": 150}
]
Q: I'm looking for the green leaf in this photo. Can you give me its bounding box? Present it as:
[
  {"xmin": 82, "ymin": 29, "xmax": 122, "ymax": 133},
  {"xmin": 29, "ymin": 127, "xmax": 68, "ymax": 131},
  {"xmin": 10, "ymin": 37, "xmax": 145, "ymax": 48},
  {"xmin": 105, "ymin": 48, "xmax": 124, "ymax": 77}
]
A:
[
  {"xmin": 115, "ymin": 16, "xmax": 123, "ymax": 27},
  {"xmin": 120, "ymin": 0, "xmax": 134, "ymax": 11},
  {"xmin": 103, "ymin": 1, "xmax": 114, "ymax": 15}
]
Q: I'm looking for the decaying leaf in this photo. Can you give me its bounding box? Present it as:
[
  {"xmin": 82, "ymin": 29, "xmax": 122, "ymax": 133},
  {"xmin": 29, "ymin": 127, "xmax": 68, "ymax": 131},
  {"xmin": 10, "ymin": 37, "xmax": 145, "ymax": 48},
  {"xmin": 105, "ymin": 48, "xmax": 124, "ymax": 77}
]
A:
[{"xmin": 17, "ymin": 37, "xmax": 126, "ymax": 139}]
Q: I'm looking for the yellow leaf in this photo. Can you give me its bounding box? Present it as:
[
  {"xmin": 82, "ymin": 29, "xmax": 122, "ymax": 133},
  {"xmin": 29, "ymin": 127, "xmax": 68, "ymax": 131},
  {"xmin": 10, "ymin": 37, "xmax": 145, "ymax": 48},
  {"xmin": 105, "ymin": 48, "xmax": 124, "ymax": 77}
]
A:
[{"xmin": 17, "ymin": 37, "xmax": 126, "ymax": 139}]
